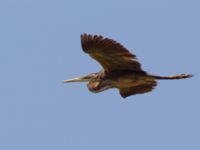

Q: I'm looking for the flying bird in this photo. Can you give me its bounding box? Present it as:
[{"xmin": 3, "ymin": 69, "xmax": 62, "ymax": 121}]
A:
[{"xmin": 64, "ymin": 33, "xmax": 192, "ymax": 98}]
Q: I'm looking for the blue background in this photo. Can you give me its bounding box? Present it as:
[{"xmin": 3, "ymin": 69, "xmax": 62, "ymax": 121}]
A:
[{"xmin": 0, "ymin": 0, "xmax": 199, "ymax": 150}]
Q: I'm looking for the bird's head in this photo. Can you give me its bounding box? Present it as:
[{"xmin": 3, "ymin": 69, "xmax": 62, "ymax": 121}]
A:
[{"xmin": 87, "ymin": 79, "xmax": 113, "ymax": 93}]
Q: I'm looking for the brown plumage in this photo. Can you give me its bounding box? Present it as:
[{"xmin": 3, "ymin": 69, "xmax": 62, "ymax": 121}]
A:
[{"xmin": 64, "ymin": 33, "xmax": 192, "ymax": 98}]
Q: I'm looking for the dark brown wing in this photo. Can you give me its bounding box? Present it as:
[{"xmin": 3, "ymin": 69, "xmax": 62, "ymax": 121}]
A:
[
  {"xmin": 81, "ymin": 33, "xmax": 143, "ymax": 73},
  {"xmin": 119, "ymin": 81, "xmax": 157, "ymax": 98}
]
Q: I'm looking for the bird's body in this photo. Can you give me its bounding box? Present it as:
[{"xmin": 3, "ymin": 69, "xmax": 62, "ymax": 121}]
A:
[{"xmin": 64, "ymin": 33, "xmax": 192, "ymax": 98}]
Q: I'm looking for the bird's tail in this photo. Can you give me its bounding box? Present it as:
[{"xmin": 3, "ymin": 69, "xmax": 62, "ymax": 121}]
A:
[{"xmin": 150, "ymin": 74, "xmax": 193, "ymax": 80}]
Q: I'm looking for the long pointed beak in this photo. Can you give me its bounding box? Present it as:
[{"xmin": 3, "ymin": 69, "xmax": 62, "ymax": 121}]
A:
[{"xmin": 63, "ymin": 75, "xmax": 92, "ymax": 83}]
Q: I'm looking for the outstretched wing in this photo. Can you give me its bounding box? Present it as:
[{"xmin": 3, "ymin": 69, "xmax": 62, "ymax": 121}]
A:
[
  {"xmin": 119, "ymin": 81, "xmax": 157, "ymax": 98},
  {"xmin": 81, "ymin": 33, "xmax": 143, "ymax": 73}
]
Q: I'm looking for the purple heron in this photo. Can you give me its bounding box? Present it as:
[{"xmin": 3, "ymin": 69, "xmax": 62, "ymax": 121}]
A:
[{"xmin": 64, "ymin": 33, "xmax": 192, "ymax": 98}]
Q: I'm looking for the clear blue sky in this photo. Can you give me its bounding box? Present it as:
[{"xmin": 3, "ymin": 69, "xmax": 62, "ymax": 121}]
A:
[{"xmin": 0, "ymin": 0, "xmax": 199, "ymax": 150}]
